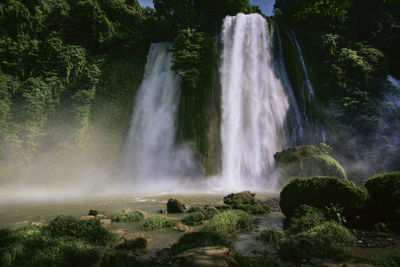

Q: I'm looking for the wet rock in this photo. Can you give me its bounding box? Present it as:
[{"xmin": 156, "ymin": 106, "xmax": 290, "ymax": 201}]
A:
[
  {"xmin": 173, "ymin": 223, "xmax": 190, "ymax": 232},
  {"xmin": 96, "ymin": 213, "xmax": 105, "ymax": 218},
  {"xmin": 123, "ymin": 209, "xmax": 134, "ymax": 214},
  {"xmin": 223, "ymin": 191, "xmax": 256, "ymax": 205},
  {"xmin": 274, "ymin": 145, "xmax": 347, "ymax": 186},
  {"xmin": 31, "ymin": 222, "xmax": 46, "ymax": 227},
  {"xmin": 80, "ymin": 215, "xmax": 96, "ymax": 221},
  {"xmin": 116, "ymin": 236, "xmax": 148, "ymax": 251},
  {"xmin": 100, "ymin": 219, "xmax": 111, "ymax": 225},
  {"xmin": 88, "ymin": 209, "xmax": 98, "ymax": 216},
  {"xmin": 262, "ymin": 198, "xmax": 281, "ymax": 212},
  {"xmin": 167, "ymin": 199, "xmax": 186, "ymax": 213},
  {"xmin": 114, "ymin": 229, "xmax": 127, "ymax": 237},
  {"xmin": 171, "ymin": 246, "xmax": 236, "ymax": 267},
  {"xmin": 159, "ymin": 209, "xmax": 168, "ymax": 214},
  {"xmin": 135, "ymin": 210, "xmax": 148, "ymax": 218}
]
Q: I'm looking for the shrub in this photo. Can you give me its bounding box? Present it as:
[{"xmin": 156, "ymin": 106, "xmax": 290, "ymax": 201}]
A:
[
  {"xmin": 182, "ymin": 212, "xmax": 207, "ymax": 226},
  {"xmin": 286, "ymin": 205, "xmax": 327, "ymax": 234},
  {"xmin": 259, "ymin": 228, "xmax": 284, "ymax": 247},
  {"xmin": 110, "ymin": 211, "xmax": 144, "ymax": 223},
  {"xmin": 230, "ymin": 202, "xmax": 271, "ymax": 214},
  {"xmin": 280, "ymin": 176, "xmax": 367, "ymax": 219},
  {"xmin": 45, "ymin": 216, "xmax": 119, "ymax": 246},
  {"xmin": 279, "ymin": 222, "xmax": 355, "ymax": 262},
  {"xmin": 0, "ymin": 224, "xmax": 146, "ymax": 267},
  {"xmin": 142, "ymin": 216, "xmax": 177, "ymax": 230},
  {"xmin": 364, "ymin": 172, "xmax": 400, "ymax": 223},
  {"xmin": 203, "ymin": 210, "xmax": 253, "ymax": 235},
  {"xmin": 223, "ymin": 191, "xmax": 256, "ymax": 205},
  {"xmin": 187, "ymin": 206, "xmax": 203, "ymax": 213}
]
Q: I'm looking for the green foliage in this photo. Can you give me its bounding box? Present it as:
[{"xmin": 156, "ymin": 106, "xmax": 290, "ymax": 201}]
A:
[
  {"xmin": 110, "ymin": 211, "xmax": 144, "ymax": 223},
  {"xmin": 223, "ymin": 191, "xmax": 256, "ymax": 205},
  {"xmin": 279, "ymin": 222, "xmax": 355, "ymax": 262},
  {"xmin": 0, "ymin": 0, "xmax": 151, "ymax": 182},
  {"xmin": 280, "ymin": 176, "xmax": 368, "ymax": 219},
  {"xmin": 45, "ymin": 216, "xmax": 119, "ymax": 246},
  {"xmin": 259, "ymin": 228, "xmax": 284, "ymax": 247},
  {"xmin": 182, "ymin": 212, "xmax": 207, "ymax": 226},
  {"xmin": 141, "ymin": 216, "xmax": 177, "ymax": 230},
  {"xmin": 203, "ymin": 210, "xmax": 253, "ymax": 235},
  {"xmin": 173, "ymin": 28, "xmax": 213, "ymax": 155},
  {"xmin": 286, "ymin": 205, "xmax": 327, "ymax": 235},
  {"xmin": 364, "ymin": 172, "xmax": 400, "ymax": 223},
  {"xmin": 0, "ymin": 225, "xmax": 141, "ymax": 267},
  {"xmin": 230, "ymin": 202, "xmax": 271, "ymax": 215}
]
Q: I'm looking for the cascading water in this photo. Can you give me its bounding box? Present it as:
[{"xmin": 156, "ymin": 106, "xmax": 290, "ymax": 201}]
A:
[
  {"xmin": 388, "ymin": 75, "xmax": 400, "ymax": 91},
  {"xmin": 287, "ymin": 31, "xmax": 326, "ymax": 142},
  {"xmin": 217, "ymin": 13, "xmax": 297, "ymax": 191},
  {"xmin": 120, "ymin": 43, "xmax": 199, "ymax": 192}
]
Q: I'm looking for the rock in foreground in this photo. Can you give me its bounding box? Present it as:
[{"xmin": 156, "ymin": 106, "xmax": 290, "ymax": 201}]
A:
[
  {"xmin": 167, "ymin": 199, "xmax": 186, "ymax": 213},
  {"xmin": 223, "ymin": 191, "xmax": 256, "ymax": 205}
]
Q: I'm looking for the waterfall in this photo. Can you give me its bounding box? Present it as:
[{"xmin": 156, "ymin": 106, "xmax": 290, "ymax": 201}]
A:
[
  {"xmin": 120, "ymin": 43, "xmax": 199, "ymax": 192},
  {"xmin": 217, "ymin": 13, "xmax": 296, "ymax": 191},
  {"xmin": 388, "ymin": 75, "xmax": 400, "ymax": 91},
  {"xmin": 287, "ymin": 31, "xmax": 326, "ymax": 143}
]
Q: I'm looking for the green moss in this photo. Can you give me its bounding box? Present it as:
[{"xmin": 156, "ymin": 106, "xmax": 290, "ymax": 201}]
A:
[
  {"xmin": 203, "ymin": 210, "xmax": 253, "ymax": 235},
  {"xmin": 364, "ymin": 171, "xmax": 400, "ymax": 225},
  {"xmin": 259, "ymin": 228, "xmax": 284, "ymax": 247},
  {"xmin": 223, "ymin": 191, "xmax": 256, "ymax": 205},
  {"xmin": 182, "ymin": 212, "xmax": 207, "ymax": 226},
  {"xmin": 280, "ymin": 176, "xmax": 367, "ymax": 219},
  {"xmin": 0, "ymin": 218, "xmax": 144, "ymax": 266},
  {"xmin": 274, "ymin": 145, "xmax": 347, "ymax": 183},
  {"xmin": 230, "ymin": 202, "xmax": 271, "ymax": 215},
  {"xmin": 45, "ymin": 216, "xmax": 119, "ymax": 246},
  {"xmin": 279, "ymin": 222, "xmax": 355, "ymax": 262},
  {"xmin": 141, "ymin": 216, "xmax": 177, "ymax": 231},
  {"xmin": 286, "ymin": 205, "xmax": 327, "ymax": 234},
  {"xmin": 110, "ymin": 211, "xmax": 144, "ymax": 223}
]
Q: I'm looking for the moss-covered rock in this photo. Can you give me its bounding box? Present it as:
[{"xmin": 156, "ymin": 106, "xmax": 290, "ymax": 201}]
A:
[
  {"xmin": 279, "ymin": 222, "xmax": 355, "ymax": 262},
  {"xmin": 167, "ymin": 199, "xmax": 186, "ymax": 213},
  {"xmin": 142, "ymin": 216, "xmax": 177, "ymax": 230},
  {"xmin": 364, "ymin": 171, "xmax": 400, "ymax": 224},
  {"xmin": 280, "ymin": 176, "xmax": 367, "ymax": 219},
  {"xmin": 286, "ymin": 205, "xmax": 327, "ymax": 235},
  {"xmin": 274, "ymin": 145, "xmax": 346, "ymax": 185},
  {"xmin": 223, "ymin": 191, "xmax": 256, "ymax": 205}
]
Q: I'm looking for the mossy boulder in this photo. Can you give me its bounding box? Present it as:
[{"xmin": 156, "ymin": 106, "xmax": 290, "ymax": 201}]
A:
[
  {"xmin": 167, "ymin": 199, "xmax": 186, "ymax": 213},
  {"xmin": 223, "ymin": 191, "xmax": 256, "ymax": 205},
  {"xmin": 274, "ymin": 145, "xmax": 346, "ymax": 185},
  {"xmin": 280, "ymin": 177, "xmax": 367, "ymax": 220},
  {"xmin": 364, "ymin": 171, "xmax": 400, "ymax": 223}
]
